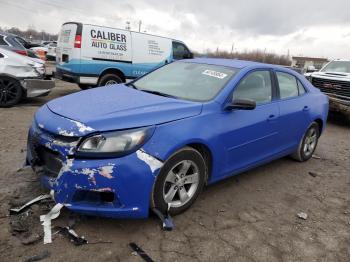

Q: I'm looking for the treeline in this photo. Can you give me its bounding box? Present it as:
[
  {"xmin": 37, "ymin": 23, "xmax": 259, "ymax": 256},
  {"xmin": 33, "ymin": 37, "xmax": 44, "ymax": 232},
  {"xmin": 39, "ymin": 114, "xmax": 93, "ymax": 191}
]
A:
[
  {"xmin": 196, "ymin": 49, "xmax": 291, "ymax": 66},
  {"xmin": 0, "ymin": 27, "xmax": 58, "ymax": 42}
]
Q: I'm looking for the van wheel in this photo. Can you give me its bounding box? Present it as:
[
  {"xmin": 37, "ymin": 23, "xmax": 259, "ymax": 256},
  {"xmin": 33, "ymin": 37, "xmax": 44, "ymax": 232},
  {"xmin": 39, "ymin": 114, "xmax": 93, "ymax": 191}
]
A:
[
  {"xmin": 152, "ymin": 147, "xmax": 206, "ymax": 215},
  {"xmin": 98, "ymin": 74, "xmax": 122, "ymax": 87},
  {"xmin": 0, "ymin": 76, "xmax": 23, "ymax": 107},
  {"xmin": 291, "ymin": 122, "xmax": 320, "ymax": 162}
]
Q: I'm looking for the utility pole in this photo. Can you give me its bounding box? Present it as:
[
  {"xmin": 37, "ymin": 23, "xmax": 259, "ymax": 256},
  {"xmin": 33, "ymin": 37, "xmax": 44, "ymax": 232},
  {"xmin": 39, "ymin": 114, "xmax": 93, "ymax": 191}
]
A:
[
  {"xmin": 125, "ymin": 21, "xmax": 131, "ymax": 31},
  {"xmin": 230, "ymin": 43, "xmax": 235, "ymax": 59},
  {"xmin": 138, "ymin": 20, "xmax": 142, "ymax": 32}
]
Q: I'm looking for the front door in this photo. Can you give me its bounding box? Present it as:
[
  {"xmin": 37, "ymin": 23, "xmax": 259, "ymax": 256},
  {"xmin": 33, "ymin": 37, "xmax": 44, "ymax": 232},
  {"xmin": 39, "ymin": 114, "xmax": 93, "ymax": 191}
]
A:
[{"xmin": 220, "ymin": 70, "xmax": 280, "ymax": 176}]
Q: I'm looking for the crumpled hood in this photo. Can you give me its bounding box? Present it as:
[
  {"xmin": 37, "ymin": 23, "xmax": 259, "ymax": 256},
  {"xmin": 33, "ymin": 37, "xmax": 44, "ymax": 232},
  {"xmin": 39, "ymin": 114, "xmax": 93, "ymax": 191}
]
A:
[{"xmin": 44, "ymin": 84, "xmax": 202, "ymax": 135}]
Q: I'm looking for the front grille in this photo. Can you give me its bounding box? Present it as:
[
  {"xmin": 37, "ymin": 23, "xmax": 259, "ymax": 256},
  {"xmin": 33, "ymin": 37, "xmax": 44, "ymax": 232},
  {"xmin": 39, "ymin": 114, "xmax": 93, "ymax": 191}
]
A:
[
  {"xmin": 312, "ymin": 77, "xmax": 350, "ymax": 100},
  {"xmin": 36, "ymin": 147, "xmax": 63, "ymax": 177}
]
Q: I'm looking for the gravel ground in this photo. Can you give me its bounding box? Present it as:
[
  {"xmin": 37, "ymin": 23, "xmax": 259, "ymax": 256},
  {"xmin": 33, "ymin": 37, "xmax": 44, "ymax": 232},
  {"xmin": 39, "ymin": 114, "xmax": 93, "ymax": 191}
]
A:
[{"xmin": 0, "ymin": 80, "xmax": 349, "ymax": 262}]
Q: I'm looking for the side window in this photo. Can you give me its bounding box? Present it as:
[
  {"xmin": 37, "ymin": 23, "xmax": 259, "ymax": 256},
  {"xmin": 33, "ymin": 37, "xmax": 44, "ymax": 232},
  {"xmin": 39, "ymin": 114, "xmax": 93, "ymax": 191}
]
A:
[
  {"xmin": 15, "ymin": 37, "xmax": 29, "ymax": 49},
  {"xmin": 172, "ymin": 42, "xmax": 190, "ymax": 60},
  {"xmin": 297, "ymin": 80, "xmax": 306, "ymax": 95},
  {"xmin": 0, "ymin": 35, "xmax": 8, "ymax": 46},
  {"xmin": 0, "ymin": 53, "xmax": 3, "ymax": 58},
  {"xmin": 276, "ymin": 72, "xmax": 299, "ymax": 99},
  {"xmin": 233, "ymin": 71, "xmax": 272, "ymax": 104}
]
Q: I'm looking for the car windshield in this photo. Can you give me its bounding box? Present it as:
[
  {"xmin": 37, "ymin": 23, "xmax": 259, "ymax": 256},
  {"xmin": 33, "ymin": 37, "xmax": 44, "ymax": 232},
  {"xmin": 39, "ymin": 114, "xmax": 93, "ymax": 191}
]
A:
[
  {"xmin": 132, "ymin": 62, "xmax": 239, "ymax": 102},
  {"xmin": 321, "ymin": 61, "xmax": 350, "ymax": 73}
]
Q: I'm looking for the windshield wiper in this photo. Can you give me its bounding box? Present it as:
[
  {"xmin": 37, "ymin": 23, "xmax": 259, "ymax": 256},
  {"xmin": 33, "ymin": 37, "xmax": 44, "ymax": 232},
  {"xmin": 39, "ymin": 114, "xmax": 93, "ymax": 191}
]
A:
[{"xmin": 139, "ymin": 89, "xmax": 178, "ymax": 99}]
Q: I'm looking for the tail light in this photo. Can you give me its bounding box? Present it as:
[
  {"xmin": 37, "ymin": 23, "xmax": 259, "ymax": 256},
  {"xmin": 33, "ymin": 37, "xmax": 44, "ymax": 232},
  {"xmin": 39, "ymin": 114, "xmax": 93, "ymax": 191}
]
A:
[
  {"xmin": 74, "ymin": 35, "xmax": 82, "ymax": 48},
  {"xmin": 14, "ymin": 50, "xmax": 28, "ymax": 56}
]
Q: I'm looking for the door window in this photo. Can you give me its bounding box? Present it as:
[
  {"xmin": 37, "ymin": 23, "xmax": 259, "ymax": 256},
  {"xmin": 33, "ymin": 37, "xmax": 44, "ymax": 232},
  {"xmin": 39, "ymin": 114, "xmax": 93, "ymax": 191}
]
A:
[
  {"xmin": 172, "ymin": 42, "xmax": 191, "ymax": 59},
  {"xmin": 297, "ymin": 80, "xmax": 306, "ymax": 95},
  {"xmin": 233, "ymin": 71, "xmax": 272, "ymax": 104},
  {"xmin": 276, "ymin": 72, "xmax": 300, "ymax": 99}
]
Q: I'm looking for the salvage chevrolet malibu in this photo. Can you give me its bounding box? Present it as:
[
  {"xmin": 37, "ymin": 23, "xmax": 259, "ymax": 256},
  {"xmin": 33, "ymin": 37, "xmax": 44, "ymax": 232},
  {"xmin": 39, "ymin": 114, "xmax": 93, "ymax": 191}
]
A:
[{"xmin": 26, "ymin": 58, "xmax": 329, "ymax": 218}]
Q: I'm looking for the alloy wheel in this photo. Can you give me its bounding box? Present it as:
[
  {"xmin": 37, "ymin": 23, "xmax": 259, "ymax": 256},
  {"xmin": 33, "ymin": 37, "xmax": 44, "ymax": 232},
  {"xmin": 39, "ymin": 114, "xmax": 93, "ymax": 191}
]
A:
[
  {"xmin": 0, "ymin": 78, "xmax": 20, "ymax": 106},
  {"xmin": 163, "ymin": 160, "xmax": 199, "ymax": 208},
  {"xmin": 303, "ymin": 127, "xmax": 318, "ymax": 156}
]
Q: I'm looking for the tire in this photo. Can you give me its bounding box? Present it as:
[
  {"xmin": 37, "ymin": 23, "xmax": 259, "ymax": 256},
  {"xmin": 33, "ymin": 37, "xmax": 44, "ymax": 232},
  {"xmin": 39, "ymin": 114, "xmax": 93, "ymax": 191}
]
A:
[
  {"xmin": 98, "ymin": 74, "xmax": 122, "ymax": 87},
  {"xmin": 78, "ymin": 84, "xmax": 94, "ymax": 90},
  {"xmin": 152, "ymin": 147, "xmax": 206, "ymax": 215},
  {"xmin": 291, "ymin": 122, "xmax": 320, "ymax": 162},
  {"xmin": 0, "ymin": 76, "xmax": 23, "ymax": 107}
]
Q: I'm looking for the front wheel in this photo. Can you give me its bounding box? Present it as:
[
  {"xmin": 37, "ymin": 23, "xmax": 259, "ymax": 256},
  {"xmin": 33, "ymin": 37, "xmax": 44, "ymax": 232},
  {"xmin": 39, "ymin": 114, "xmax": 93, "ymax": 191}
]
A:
[
  {"xmin": 152, "ymin": 147, "xmax": 206, "ymax": 215},
  {"xmin": 0, "ymin": 76, "xmax": 23, "ymax": 107},
  {"xmin": 291, "ymin": 122, "xmax": 320, "ymax": 162}
]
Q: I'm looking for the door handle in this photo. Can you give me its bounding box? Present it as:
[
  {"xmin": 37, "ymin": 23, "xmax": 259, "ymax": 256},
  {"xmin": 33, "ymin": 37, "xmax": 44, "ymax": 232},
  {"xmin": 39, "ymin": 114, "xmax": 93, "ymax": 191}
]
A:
[
  {"xmin": 303, "ymin": 106, "xmax": 310, "ymax": 112},
  {"xmin": 267, "ymin": 114, "xmax": 277, "ymax": 121}
]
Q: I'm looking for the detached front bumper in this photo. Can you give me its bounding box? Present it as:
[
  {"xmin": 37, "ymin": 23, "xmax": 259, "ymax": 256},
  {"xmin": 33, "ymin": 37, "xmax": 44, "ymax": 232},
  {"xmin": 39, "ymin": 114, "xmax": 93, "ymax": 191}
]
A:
[
  {"xmin": 328, "ymin": 96, "xmax": 350, "ymax": 117},
  {"xmin": 22, "ymin": 78, "xmax": 55, "ymax": 98},
  {"xmin": 26, "ymin": 120, "xmax": 163, "ymax": 219}
]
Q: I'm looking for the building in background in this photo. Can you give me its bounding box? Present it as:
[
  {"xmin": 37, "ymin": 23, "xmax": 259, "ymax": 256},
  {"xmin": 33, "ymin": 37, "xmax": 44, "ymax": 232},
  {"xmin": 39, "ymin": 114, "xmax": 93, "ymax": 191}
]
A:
[{"xmin": 291, "ymin": 56, "xmax": 329, "ymax": 71}]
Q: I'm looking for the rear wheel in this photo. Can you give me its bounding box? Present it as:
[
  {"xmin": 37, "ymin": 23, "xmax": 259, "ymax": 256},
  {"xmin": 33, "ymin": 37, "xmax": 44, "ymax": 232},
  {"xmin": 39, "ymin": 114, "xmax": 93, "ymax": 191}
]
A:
[
  {"xmin": 152, "ymin": 147, "xmax": 206, "ymax": 215},
  {"xmin": 291, "ymin": 122, "xmax": 320, "ymax": 162},
  {"xmin": 98, "ymin": 74, "xmax": 122, "ymax": 87},
  {"xmin": 0, "ymin": 76, "xmax": 23, "ymax": 107}
]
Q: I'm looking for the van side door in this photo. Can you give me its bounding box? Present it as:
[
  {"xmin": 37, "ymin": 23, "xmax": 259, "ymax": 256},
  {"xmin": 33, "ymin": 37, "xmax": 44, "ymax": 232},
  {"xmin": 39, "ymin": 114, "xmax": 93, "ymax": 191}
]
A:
[{"xmin": 131, "ymin": 34, "xmax": 172, "ymax": 78}]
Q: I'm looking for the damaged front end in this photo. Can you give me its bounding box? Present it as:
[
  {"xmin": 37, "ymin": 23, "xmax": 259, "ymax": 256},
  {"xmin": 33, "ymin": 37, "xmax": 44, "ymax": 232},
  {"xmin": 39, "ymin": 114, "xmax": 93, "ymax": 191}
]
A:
[{"xmin": 26, "ymin": 105, "xmax": 163, "ymax": 218}]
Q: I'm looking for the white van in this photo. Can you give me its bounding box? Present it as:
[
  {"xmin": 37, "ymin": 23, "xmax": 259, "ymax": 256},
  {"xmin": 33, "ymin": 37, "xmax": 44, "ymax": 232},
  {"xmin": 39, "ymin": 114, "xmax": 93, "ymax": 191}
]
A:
[{"xmin": 55, "ymin": 22, "xmax": 193, "ymax": 89}]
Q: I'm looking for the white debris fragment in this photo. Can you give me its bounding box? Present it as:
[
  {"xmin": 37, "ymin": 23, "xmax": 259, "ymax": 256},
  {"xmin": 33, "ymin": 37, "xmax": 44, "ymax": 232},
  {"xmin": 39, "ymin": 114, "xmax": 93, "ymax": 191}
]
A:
[
  {"xmin": 297, "ymin": 212, "xmax": 308, "ymax": 220},
  {"xmin": 57, "ymin": 128, "xmax": 76, "ymax": 137},
  {"xmin": 70, "ymin": 119, "xmax": 95, "ymax": 133},
  {"xmin": 136, "ymin": 150, "xmax": 163, "ymax": 173},
  {"xmin": 38, "ymin": 123, "xmax": 44, "ymax": 129},
  {"xmin": 99, "ymin": 165, "xmax": 114, "ymax": 179},
  {"xmin": 40, "ymin": 203, "xmax": 64, "ymax": 244}
]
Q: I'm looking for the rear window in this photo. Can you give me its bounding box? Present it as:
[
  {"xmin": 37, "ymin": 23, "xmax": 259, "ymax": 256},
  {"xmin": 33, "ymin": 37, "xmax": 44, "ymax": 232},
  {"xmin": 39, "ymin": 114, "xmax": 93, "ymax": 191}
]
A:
[{"xmin": 0, "ymin": 35, "xmax": 8, "ymax": 46}]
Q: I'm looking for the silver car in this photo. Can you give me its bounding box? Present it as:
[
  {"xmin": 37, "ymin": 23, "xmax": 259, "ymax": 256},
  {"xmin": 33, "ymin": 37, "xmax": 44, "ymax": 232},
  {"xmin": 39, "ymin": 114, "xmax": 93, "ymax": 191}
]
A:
[{"xmin": 0, "ymin": 47, "xmax": 55, "ymax": 107}]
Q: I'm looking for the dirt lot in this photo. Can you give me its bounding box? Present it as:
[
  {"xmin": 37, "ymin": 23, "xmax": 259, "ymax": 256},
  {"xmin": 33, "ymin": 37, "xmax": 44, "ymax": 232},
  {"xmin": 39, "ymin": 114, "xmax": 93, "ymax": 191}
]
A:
[{"xmin": 0, "ymin": 80, "xmax": 350, "ymax": 262}]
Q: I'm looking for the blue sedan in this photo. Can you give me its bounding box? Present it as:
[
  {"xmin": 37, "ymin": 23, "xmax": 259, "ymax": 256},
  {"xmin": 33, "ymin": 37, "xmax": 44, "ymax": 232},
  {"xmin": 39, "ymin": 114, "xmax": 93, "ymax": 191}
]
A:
[{"xmin": 26, "ymin": 58, "xmax": 329, "ymax": 218}]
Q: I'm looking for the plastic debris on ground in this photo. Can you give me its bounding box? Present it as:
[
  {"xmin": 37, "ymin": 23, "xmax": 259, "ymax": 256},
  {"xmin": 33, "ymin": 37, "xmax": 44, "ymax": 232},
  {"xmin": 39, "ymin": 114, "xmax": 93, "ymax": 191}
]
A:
[{"xmin": 297, "ymin": 212, "xmax": 308, "ymax": 220}]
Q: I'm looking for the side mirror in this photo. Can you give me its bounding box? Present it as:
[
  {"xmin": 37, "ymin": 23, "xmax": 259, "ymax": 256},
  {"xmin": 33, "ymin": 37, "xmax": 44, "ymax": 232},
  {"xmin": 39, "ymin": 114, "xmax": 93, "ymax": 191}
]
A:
[{"xmin": 225, "ymin": 99, "xmax": 256, "ymax": 110}]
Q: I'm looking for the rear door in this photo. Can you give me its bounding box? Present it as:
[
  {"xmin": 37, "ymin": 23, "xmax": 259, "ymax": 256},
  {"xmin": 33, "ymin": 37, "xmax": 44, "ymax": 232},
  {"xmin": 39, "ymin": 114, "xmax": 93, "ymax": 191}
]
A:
[
  {"xmin": 131, "ymin": 33, "xmax": 172, "ymax": 78},
  {"xmin": 274, "ymin": 70, "xmax": 311, "ymax": 150},
  {"xmin": 56, "ymin": 23, "xmax": 81, "ymax": 65}
]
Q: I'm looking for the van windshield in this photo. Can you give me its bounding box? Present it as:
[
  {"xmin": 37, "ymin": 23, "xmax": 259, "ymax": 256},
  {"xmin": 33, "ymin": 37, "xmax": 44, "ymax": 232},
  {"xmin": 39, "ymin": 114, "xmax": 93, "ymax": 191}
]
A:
[
  {"xmin": 132, "ymin": 62, "xmax": 239, "ymax": 102},
  {"xmin": 321, "ymin": 61, "xmax": 350, "ymax": 73}
]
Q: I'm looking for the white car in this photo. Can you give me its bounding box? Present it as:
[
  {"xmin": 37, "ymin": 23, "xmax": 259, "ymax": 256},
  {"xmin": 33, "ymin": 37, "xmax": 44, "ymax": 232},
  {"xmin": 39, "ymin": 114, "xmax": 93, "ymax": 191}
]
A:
[{"xmin": 0, "ymin": 47, "xmax": 55, "ymax": 107}]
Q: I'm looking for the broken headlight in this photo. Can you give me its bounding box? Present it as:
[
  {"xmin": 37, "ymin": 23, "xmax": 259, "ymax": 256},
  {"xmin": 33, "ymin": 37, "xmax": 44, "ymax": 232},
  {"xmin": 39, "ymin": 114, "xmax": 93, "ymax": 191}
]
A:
[{"xmin": 76, "ymin": 126, "xmax": 155, "ymax": 158}]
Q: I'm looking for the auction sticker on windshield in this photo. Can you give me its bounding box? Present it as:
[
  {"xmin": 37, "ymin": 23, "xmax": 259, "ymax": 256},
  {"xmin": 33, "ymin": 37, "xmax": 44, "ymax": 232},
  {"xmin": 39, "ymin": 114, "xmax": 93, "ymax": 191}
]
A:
[{"xmin": 202, "ymin": 69, "xmax": 228, "ymax": 79}]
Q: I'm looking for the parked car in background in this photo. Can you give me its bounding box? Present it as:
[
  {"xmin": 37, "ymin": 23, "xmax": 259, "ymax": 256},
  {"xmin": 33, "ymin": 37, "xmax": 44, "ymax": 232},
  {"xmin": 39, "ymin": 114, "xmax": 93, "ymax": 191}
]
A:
[
  {"xmin": 31, "ymin": 42, "xmax": 57, "ymax": 61},
  {"xmin": 306, "ymin": 59, "xmax": 350, "ymax": 119},
  {"xmin": 0, "ymin": 31, "xmax": 40, "ymax": 59},
  {"xmin": 27, "ymin": 59, "xmax": 328, "ymax": 218},
  {"xmin": 55, "ymin": 22, "xmax": 193, "ymax": 90},
  {"xmin": 0, "ymin": 47, "xmax": 55, "ymax": 107}
]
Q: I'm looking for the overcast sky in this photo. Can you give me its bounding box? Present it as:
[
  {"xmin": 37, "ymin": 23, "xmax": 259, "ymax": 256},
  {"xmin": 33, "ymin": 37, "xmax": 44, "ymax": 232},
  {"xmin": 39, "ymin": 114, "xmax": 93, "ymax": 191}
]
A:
[{"xmin": 1, "ymin": 0, "xmax": 350, "ymax": 59}]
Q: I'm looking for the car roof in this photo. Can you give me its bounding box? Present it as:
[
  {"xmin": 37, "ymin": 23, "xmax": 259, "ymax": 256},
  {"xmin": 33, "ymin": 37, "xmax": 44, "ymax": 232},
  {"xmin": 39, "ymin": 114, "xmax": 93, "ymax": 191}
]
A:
[{"xmin": 186, "ymin": 58, "xmax": 288, "ymax": 70}]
